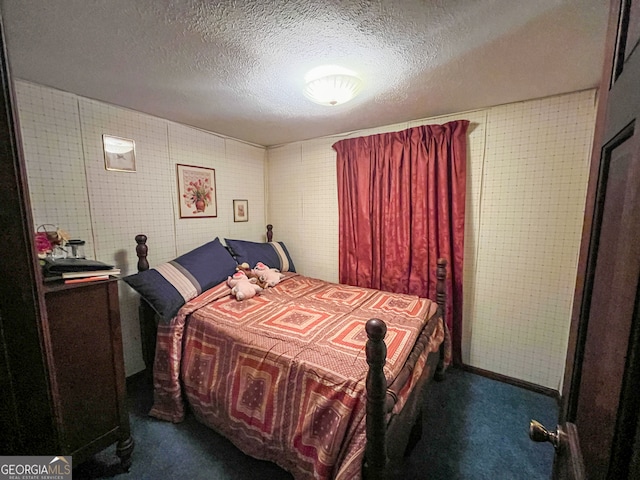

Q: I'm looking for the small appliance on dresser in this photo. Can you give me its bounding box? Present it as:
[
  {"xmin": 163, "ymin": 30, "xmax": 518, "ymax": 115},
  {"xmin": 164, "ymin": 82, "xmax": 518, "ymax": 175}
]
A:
[{"xmin": 42, "ymin": 277, "xmax": 133, "ymax": 469}]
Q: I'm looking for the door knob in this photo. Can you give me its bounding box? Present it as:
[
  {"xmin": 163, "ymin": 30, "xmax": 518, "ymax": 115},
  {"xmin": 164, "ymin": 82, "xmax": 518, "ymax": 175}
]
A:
[{"xmin": 529, "ymin": 420, "xmax": 560, "ymax": 449}]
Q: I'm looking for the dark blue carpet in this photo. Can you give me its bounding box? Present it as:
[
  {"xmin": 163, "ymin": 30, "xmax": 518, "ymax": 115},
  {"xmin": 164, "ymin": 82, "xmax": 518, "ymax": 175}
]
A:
[
  {"xmin": 73, "ymin": 367, "xmax": 557, "ymax": 479},
  {"xmin": 411, "ymin": 368, "xmax": 557, "ymax": 479}
]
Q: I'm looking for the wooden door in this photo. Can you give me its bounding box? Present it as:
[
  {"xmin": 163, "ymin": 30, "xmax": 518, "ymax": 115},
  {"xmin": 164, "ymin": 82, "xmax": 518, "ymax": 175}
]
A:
[
  {"xmin": 554, "ymin": 0, "xmax": 640, "ymax": 478},
  {"xmin": 0, "ymin": 10, "xmax": 54, "ymax": 453}
]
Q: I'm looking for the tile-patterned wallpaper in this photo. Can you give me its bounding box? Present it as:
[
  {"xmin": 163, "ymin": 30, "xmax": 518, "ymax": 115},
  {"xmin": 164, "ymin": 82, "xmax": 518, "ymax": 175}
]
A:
[
  {"xmin": 16, "ymin": 79, "xmax": 595, "ymax": 390},
  {"xmin": 267, "ymin": 90, "xmax": 596, "ymax": 390},
  {"xmin": 15, "ymin": 81, "xmax": 266, "ymax": 376},
  {"xmin": 16, "ymin": 83, "xmax": 94, "ymax": 255},
  {"xmin": 468, "ymin": 93, "xmax": 594, "ymax": 389}
]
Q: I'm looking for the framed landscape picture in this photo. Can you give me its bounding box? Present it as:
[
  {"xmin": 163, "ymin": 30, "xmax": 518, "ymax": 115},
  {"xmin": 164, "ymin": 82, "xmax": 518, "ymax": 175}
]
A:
[
  {"xmin": 177, "ymin": 164, "xmax": 217, "ymax": 218},
  {"xmin": 233, "ymin": 199, "xmax": 248, "ymax": 222}
]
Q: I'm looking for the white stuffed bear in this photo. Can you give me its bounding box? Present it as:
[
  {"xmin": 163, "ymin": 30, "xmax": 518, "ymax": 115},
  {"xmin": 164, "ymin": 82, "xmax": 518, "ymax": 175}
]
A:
[
  {"xmin": 227, "ymin": 271, "xmax": 263, "ymax": 301},
  {"xmin": 254, "ymin": 262, "xmax": 285, "ymax": 288}
]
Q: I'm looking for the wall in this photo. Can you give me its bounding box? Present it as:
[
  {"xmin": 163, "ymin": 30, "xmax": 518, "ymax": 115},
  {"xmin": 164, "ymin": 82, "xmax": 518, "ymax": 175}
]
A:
[
  {"xmin": 15, "ymin": 81, "xmax": 596, "ymax": 389},
  {"xmin": 15, "ymin": 81, "xmax": 267, "ymax": 376},
  {"xmin": 267, "ymin": 90, "xmax": 596, "ymax": 390}
]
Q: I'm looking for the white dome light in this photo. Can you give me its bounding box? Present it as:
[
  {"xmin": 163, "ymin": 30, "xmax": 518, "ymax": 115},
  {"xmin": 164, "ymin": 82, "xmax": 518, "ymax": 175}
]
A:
[{"xmin": 303, "ymin": 66, "xmax": 363, "ymax": 106}]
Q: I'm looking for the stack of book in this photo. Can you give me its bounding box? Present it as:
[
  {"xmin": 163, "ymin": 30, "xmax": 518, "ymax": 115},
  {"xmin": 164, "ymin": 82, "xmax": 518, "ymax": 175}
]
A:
[
  {"xmin": 61, "ymin": 268, "xmax": 121, "ymax": 284},
  {"xmin": 42, "ymin": 258, "xmax": 120, "ymax": 284}
]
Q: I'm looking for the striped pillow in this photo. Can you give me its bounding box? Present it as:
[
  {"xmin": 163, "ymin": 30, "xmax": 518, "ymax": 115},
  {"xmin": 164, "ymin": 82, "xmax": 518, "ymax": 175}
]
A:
[
  {"xmin": 123, "ymin": 237, "xmax": 237, "ymax": 320},
  {"xmin": 224, "ymin": 238, "xmax": 296, "ymax": 272}
]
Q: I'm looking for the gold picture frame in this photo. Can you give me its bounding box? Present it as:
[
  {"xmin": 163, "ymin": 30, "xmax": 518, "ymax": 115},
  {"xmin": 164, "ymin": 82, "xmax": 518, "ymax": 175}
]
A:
[{"xmin": 103, "ymin": 135, "xmax": 136, "ymax": 172}]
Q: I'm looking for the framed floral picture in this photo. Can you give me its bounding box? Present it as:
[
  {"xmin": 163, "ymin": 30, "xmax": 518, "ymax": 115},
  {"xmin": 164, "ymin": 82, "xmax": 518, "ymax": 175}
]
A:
[
  {"xmin": 176, "ymin": 164, "xmax": 217, "ymax": 218},
  {"xmin": 233, "ymin": 199, "xmax": 248, "ymax": 222}
]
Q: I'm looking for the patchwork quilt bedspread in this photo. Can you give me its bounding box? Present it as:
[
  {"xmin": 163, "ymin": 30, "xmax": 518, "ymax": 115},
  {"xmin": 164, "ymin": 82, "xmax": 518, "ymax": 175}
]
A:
[{"xmin": 150, "ymin": 273, "xmax": 443, "ymax": 479}]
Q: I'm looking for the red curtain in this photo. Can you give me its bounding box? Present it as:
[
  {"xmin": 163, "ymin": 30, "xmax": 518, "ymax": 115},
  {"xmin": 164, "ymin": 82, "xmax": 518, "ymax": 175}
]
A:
[{"xmin": 333, "ymin": 120, "xmax": 468, "ymax": 365}]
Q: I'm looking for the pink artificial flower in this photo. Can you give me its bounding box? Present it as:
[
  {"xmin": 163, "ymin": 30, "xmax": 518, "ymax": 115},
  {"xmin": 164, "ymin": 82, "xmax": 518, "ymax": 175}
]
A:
[{"xmin": 35, "ymin": 232, "xmax": 52, "ymax": 253}]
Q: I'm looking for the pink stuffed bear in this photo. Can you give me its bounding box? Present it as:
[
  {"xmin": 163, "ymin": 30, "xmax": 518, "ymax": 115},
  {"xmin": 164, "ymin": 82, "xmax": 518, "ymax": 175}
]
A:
[
  {"xmin": 227, "ymin": 271, "xmax": 262, "ymax": 301},
  {"xmin": 254, "ymin": 262, "xmax": 284, "ymax": 288}
]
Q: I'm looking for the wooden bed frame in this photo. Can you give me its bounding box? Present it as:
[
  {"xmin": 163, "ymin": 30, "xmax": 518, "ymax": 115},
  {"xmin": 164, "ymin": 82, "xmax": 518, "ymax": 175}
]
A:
[{"xmin": 133, "ymin": 228, "xmax": 447, "ymax": 479}]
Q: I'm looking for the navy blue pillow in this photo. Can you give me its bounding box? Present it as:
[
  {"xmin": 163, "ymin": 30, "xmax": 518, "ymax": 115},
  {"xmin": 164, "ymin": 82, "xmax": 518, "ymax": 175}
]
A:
[
  {"xmin": 224, "ymin": 239, "xmax": 296, "ymax": 272},
  {"xmin": 123, "ymin": 237, "xmax": 237, "ymax": 320}
]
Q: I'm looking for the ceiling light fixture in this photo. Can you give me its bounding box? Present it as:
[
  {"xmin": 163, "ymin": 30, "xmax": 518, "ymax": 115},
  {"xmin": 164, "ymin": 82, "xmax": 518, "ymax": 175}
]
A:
[{"xmin": 303, "ymin": 66, "xmax": 363, "ymax": 106}]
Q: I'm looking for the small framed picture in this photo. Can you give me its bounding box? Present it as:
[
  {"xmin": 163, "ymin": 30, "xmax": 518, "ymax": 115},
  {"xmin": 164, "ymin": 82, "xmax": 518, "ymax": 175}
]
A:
[
  {"xmin": 233, "ymin": 199, "xmax": 248, "ymax": 222},
  {"xmin": 177, "ymin": 164, "xmax": 217, "ymax": 218},
  {"xmin": 103, "ymin": 135, "xmax": 136, "ymax": 172}
]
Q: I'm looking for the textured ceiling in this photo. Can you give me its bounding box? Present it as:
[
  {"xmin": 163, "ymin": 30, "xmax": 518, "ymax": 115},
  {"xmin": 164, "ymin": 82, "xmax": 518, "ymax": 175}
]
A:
[{"xmin": 1, "ymin": 0, "xmax": 609, "ymax": 146}]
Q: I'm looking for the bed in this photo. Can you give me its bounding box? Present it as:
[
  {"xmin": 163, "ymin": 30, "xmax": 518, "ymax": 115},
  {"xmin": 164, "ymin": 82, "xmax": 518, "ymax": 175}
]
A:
[{"xmin": 126, "ymin": 229, "xmax": 448, "ymax": 479}]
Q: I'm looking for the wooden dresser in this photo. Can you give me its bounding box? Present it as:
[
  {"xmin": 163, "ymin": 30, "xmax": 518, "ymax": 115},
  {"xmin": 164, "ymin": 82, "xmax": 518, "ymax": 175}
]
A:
[{"xmin": 42, "ymin": 278, "xmax": 133, "ymax": 469}]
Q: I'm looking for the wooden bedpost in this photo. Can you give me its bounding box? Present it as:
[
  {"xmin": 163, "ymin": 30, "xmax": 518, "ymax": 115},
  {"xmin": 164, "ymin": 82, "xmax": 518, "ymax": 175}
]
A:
[
  {"xmin": 364, "ymin": 318, "xmax": 388, "ymax": 480},
  {"xmin": 434, "ymin": 258, "xmax": 447, "ymax": 381},
  {"xmin": 266, "ymin": 224, "xmax": 273, "ymax": 242},
  {"xmin": 134, "ymin": 234, "xmax": 156, "ymax": 370},
  {"xmin": 135, "ymin": 234, "xmax": 149, "ymax": 272}
]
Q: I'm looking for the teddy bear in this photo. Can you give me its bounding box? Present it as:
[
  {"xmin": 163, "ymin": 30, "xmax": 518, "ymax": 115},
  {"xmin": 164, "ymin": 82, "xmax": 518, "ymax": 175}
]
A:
[
  {"xmin": 227, "ymin": 271, "xmax": 263, "ymax": 301},
  {"xmin": 236, "ymin": 262, "xmax": 268, "ymax": 289},
  {"xmin": 253, "ymin": 262, "xmax": 285, "ymax": 288}
]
